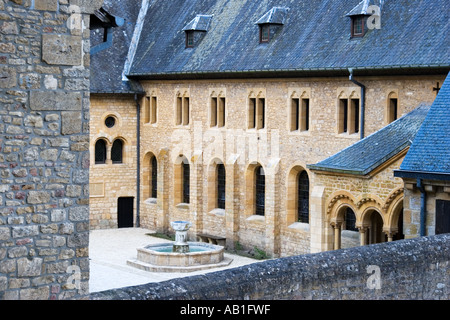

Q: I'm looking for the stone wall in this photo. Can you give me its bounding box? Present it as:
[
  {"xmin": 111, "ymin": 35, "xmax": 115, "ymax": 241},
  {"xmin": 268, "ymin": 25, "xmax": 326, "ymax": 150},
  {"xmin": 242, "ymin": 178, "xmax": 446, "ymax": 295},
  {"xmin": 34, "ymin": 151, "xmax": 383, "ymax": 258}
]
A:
[
  {"xmin": 91, "ymin": 234, "xmax": 450, "ymax": 300},
  {"xmin": 0, "ymin": 0, "xmax": 102, "ymax": 300}
]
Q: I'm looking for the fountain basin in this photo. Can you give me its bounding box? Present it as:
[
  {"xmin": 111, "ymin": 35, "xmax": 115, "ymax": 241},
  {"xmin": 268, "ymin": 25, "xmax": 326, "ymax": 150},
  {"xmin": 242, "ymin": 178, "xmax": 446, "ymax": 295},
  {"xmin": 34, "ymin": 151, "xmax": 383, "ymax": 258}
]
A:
[{"xmin": 127, "ymin": 242, "xmax": 233, "ymax": 273}]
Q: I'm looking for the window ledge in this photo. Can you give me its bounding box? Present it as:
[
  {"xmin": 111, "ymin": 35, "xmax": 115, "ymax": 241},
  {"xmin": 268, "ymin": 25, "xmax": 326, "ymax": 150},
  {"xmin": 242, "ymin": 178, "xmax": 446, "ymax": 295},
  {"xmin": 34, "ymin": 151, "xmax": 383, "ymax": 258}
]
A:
[
  {"xmin": 144, "ymin": 198, "xmax": 157, "ymax": 205},
  {"xmin": 209, "ymin": 208, "xmax": 225, "ymax": 217},
  {"xmin": 288, "ymin": 222, "xmax": 310, "ymax": 232},
  {"xmin": 246, "ymin": 215, "xmax": 265, "ymax": 223},
  {"xmin": 176, "ymin": 203, "xmax": 190, "ymax": 210}
]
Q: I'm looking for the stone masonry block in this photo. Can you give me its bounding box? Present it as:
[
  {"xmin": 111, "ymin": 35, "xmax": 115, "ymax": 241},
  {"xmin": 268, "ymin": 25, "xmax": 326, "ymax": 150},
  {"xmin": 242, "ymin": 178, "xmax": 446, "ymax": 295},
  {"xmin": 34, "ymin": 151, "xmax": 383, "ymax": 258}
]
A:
[
  {"xmin": 61, "ymin": 111, "xmax": 82, "ymax": 135},
  {"xmin": 42, "ymin": 34, "xmax": 82, "ymax": 66},
  {"xmin": 0, "ymin": 66, "xmax": 17, "ymax": 88},
  {"xmin": 30, "ymin": 91, "xmax": 82, "ymax": 111},
  {"xmin": 34, "ymin": 0, "xmax": 58, "ymax": 11}
]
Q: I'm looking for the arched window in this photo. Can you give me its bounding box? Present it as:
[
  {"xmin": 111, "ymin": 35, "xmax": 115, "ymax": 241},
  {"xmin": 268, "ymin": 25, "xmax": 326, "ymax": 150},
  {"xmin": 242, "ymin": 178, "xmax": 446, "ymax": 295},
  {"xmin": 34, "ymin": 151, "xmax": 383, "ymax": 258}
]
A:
[
  {"xmin": 297, "ymin": 170, "xmax": 309, "ymax": 223},
  {"xmin": 111, "ymin": 139, "xmax": 123, "ymax": 164},
  {"xmin": 182, "ymin": 162, "xmax": 190, "ymax": 204},
  {"xmin": 344, "ymin": 207, "xmax": 357, "ymax": 231},
  {"xmin": 255, "ymin": 166, "xmax": 265, "ymax": 216},
  {"xmin": 151, "ymin": 156, "xmax": 158, "ymax": 198},
  {"xmin": 95, "ymin": 139, "xmax": 107, "ymax": 164},
  {"xmin": 217, "ymin": 164, "xmax": 226, "ymax": 209}
]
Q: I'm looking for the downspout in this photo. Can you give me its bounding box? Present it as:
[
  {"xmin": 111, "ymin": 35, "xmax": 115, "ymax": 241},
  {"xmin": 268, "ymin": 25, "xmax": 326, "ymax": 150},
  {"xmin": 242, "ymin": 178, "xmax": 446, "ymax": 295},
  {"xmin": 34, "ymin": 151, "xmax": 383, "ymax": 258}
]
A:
[
  {"xmin": 348, "ymin": 68, "xmax": 365, "ymax": 140},
  {"xmin": 135, "ymin": 94, "xmax": 141, "ymax": 227},
  {"xmin": 416, "ymin": 179, "xmax": 427, "ymax": 237}
]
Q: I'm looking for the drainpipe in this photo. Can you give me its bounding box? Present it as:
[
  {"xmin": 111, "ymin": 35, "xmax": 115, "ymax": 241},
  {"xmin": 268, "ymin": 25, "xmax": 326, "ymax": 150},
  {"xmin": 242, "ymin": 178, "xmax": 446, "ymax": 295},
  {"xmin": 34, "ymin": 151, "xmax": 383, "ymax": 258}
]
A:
[
  {"xmin": 348, "ymin": 68, "xmax": 365, "ymax": 140},
  {"xmin": 416, "ymin": 179, "xmax": 427, "ymax": 237},
  {"xmin": 135, "ymin": 93, "xmax": 141, "ymax": 227}
]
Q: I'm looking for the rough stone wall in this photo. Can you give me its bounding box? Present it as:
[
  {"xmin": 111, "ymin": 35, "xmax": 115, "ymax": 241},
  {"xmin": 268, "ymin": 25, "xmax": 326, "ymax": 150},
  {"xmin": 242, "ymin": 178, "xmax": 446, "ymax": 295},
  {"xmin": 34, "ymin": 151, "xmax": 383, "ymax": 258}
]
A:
[
  {"xmin": 91, "ymin": 234, "xmax": 450, "ymax": 300},
  {"xmin": 0, "ymin": 0, "xmax": 102, "ymax": 300}
]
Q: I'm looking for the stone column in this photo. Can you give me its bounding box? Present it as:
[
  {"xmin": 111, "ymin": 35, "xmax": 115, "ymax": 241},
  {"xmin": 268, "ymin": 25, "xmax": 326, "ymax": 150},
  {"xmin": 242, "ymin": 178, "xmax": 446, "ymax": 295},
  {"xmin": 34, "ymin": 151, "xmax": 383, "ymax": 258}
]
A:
[
  {"xmin": 309, "ymin": 186, "xmax": 328, "ymax": 253},
  {"xmin": 359, "ymin": 227, "xmax": 368, "ymax": 246},
  {"xmin": 156, "ymin": 148, "xmax": 170, "ymax": 233},
  {"xmin": 332, "ymin": 222, "xmax": 342, "ymax": 250}
]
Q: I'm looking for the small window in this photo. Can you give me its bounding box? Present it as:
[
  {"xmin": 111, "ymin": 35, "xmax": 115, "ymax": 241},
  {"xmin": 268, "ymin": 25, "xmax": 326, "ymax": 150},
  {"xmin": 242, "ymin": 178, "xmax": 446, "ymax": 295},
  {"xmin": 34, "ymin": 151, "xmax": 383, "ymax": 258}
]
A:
[
  {"xmin": 111, "ymin": 139, "xmax": 123, "ymax": 164},
  {"xmin": 351, "ymin": 16, "xmax": 365, "ymax": 37},
  {"xmin": 210, "ymin": 97, "xmax": 226, "ymax": 128},
  {"xmin": 217, "ymin": 164, "xmax": 226, "ymax": 209},
  {"xmin": 388, "ymin": 97, "xmax": 398, "ymax": 123},
  {"xmin": 145, "ymin": 96, "xmax": 157, "ymax": 124},
  {"xmin": 151, "ymin": 156, "xmax": 158, "ymax": 198},
  {"xmin": 297, "ymin": 171, "xmax": 309, "ymax": 223},
  {"xmin": 182, "ymin": 162, "xmax": 190, "ymax": 204},
  {"xmin": 255, "ymin": 166, "xmax": 265, "ymax": 216},
  {"xmin": 291, "ymin": 98, "xmax": 310, "ymax": 132},
  {"xmin": 339, "ymin": 99, "xmax": 348, "ymax": 133},
  {"xmin": 186, "ymin": 31, "xmax": 195, "ymax": 48},
  {"xmin": 338, "ymin": 98, "xmax": 359, "ymax": 134},
  {"xmin": 260, "ymin": 24, "xmax": 270, "ymax": 43},
  {"xmin": 95, "ymin": 139, "xmax": 107, "ymax": 164},
  {"xmin": 248, "ymin": 97, "xmax": 265, "ymax": 129},
  {"xmin": 176, "ymin": 95, "xmax": 190, "ymax": 126}
]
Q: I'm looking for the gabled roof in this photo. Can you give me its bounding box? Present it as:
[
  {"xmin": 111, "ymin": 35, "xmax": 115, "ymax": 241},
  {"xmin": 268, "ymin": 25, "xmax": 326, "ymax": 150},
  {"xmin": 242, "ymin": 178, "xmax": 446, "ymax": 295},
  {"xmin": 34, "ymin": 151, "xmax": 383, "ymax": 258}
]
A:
[
  {"xmin": 128, "ymin": 0, "xmax": 449, "ymax": 79},
  {"xmin": 346, "ymin": 0, "xmax": 385, "ymax": 16},
  {"xmin": 183, "ymin": 15, "xmax": 213, "ymax": 32},
  {"xmin": 396, "ymin": 73, "xmax": 450, "ymax": 178},
  {"xmin": 255, "ymin": 7, "xmax": 289, "ymax": 25},
  {"xmin": 307, "ymin": 105, "xmax": 430, "ymax": 176}
]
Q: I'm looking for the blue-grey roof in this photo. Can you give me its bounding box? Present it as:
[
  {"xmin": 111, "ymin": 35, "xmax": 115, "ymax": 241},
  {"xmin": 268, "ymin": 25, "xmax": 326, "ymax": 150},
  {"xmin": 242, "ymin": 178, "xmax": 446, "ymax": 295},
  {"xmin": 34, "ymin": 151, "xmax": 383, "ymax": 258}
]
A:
[
  {"xmin": 398, "ymin": 73, "xmax": 450, "ymax": 175},
  {"xmin": 128, "ymin": 0, "xmax": 449, "ymax": 78},
  {"xmin": 90, "ymin": 0, "xmax": 144, "ymax": 94},
  {"xmin": 307, "ymin": 105, "xmax": 431, "ymax": 176}
]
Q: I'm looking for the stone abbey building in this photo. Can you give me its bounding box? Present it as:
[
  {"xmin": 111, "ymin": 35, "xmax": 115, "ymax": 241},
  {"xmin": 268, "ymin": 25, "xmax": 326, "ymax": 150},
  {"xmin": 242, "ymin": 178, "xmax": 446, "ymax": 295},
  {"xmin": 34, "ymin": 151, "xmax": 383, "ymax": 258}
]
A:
[{"xmin": 89, "ymin": 0, "xmax": 449, "ymax": 258}]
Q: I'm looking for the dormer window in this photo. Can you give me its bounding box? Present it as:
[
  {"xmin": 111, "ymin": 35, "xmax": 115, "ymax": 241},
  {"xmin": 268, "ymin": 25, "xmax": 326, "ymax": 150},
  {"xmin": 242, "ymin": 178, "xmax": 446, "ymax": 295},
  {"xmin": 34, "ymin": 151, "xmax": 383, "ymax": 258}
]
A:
[
  {"xmin": 256, "ymin": 7, "xmax": 289, "ymax": 44},
  {"xmin": 351, "ymin": 15, "xmax": 366, "ymax": 37},
  {"xmin": 346, "ymin": 0, "xmax": 384, "ymax": 38},
  {"xmin": 182, "ymin": 14, "xmax": 213, "ymax": 48},
  {"xmin": 186, "ymin": 31, "xmax": 195, "ymax": 48},
  {"xmin": 260, "ymin": 24, "xmax": 270, "ymax": 43}
]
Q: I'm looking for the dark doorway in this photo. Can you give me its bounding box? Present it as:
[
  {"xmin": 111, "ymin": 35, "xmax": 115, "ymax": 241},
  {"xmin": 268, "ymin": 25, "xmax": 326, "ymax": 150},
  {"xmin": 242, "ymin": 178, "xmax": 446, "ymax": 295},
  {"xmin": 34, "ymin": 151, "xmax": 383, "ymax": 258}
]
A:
[
  {"xmin": 118, "ymin": 197, "xmax": 134, "ymax": 228},
  {"xmin": 436, "ymin": 200, "xmax": 450, "ymax": 235}
]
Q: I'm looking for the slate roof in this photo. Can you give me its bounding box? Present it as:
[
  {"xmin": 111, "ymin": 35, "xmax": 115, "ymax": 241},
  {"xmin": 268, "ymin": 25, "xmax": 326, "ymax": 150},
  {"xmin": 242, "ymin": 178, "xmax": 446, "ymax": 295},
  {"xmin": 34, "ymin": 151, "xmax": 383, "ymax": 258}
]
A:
[
  {"xmin": 128, "ymin": 0, "xmax": 449, "ymax": 79},
  {"xmin": 90, "ymin": 0, "xmax": 144, "ymax": 94},
  {"xmin": 396, "ymin": 73, "xmax": 450, "ymax": 177},
  {"xmin": 307, "ymin": 105, "xmax": 431, "ymax": 176}
]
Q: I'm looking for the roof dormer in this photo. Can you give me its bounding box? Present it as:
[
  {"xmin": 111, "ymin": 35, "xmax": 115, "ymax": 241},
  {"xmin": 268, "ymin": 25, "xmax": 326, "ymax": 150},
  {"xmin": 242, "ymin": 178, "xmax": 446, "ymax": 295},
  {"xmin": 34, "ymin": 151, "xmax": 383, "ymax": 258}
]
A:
[
  {"xmin": 182, "ymin": 14, "xmax": 213, "ymax": 48},
  {"xmin": 255, "ymin": 7, "xmax": 289, "ymax": 43},
  {"xmin": 347, "ymin": 0, "xmax": 384, "ymax": 38}
]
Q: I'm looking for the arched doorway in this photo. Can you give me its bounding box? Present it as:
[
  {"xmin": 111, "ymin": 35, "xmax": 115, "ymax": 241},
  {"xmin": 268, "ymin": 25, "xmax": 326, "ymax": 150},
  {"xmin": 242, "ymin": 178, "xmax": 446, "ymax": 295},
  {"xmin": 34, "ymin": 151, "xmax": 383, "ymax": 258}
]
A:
[{"xmin": 366, "ymin": 210, "xmax": 386, "ymax": 244}]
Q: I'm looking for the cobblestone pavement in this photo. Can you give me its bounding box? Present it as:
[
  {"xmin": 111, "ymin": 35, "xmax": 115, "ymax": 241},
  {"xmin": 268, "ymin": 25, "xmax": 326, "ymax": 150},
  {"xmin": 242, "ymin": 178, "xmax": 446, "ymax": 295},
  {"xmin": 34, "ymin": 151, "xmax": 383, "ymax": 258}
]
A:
[{"xmin": 89, "ymin": 228, "xmax": 259, "ymax": 293}]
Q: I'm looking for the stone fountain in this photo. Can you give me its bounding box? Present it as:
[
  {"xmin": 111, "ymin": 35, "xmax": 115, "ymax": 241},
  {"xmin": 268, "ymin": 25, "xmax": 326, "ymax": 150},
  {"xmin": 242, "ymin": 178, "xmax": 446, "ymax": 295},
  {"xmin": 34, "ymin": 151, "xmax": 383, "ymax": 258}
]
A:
[{"xmin": 127, "ymin": 221, "xmax": 232, "ymax": 273}]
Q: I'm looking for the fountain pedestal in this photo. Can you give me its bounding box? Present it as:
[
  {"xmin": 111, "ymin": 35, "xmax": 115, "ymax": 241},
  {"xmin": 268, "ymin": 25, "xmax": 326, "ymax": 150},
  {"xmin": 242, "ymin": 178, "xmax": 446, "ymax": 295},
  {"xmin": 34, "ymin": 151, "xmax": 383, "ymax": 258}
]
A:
[{"xmin": 171, "ymin": 221, "xmax": 191, "ymax": 253}]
